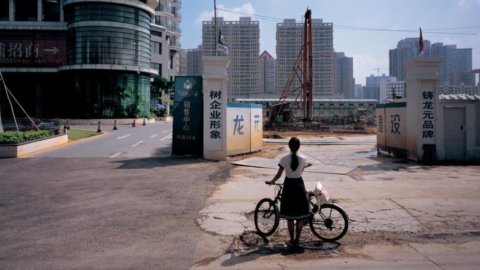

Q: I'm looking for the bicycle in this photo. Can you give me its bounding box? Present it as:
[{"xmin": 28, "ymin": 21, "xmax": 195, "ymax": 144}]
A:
[{"xmin": 254, "ymin": 183, "xmax": 349, "ymax": 242}]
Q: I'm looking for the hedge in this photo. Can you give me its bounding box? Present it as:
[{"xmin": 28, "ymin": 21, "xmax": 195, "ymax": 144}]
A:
[{"xmin": 0, "ymin": 130, "xmax": 54, "ymax": 145}]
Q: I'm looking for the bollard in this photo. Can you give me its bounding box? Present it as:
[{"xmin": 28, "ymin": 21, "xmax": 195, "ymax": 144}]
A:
[
  {"xmin": 113, "ymin": 120, "xmax": 118, "ymax": 130},
  {"xmin": 97, "ymin": 121, "xmax": 102, "ymax": 133},
  {"xmin": 143, "ymin": 118, "xmax": 146, "ymax": 126},
  {"xmin": 132, "ymin": 119, "xmax": 136, "ymax": 127}
]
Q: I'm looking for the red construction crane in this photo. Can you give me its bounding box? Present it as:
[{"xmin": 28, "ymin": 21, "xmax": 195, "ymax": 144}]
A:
[{"xmin": 271, "ymin": 8, "xmax": 313, "ymax": 125}]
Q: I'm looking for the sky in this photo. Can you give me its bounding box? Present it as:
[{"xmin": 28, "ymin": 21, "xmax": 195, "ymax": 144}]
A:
[{"xmin": 180, "ymin": 0, "xmax": 480, "ymax": 86}]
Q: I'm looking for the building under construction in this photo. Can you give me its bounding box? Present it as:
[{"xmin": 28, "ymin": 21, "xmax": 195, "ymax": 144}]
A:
[{"xmin": 268, "ymin": 8, "xmax": 343, "ymax": 128}]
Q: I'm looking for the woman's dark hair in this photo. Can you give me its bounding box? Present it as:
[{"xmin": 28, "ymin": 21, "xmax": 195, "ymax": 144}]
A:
[{"xmin": 288, "ymin": 137, "xmax": 301, "ymax": 171}]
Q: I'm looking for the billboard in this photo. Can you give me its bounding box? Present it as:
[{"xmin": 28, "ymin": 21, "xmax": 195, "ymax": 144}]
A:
[
  {"xmin": 0, "ymin": 31, "xmax": 67, "ymax": 67},
  {"xmin": 172, "ymin": 76, "xmax": 203, "ymax": 156}
]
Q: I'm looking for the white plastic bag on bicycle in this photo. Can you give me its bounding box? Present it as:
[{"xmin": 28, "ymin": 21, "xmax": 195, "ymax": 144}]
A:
[{"xmin": 313, "ymin": 181, "xmax": 330, "ymax": 205}]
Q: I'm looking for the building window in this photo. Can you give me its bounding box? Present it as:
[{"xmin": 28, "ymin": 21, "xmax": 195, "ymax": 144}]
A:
[
  {"xmin": 152, "ymin": 41, "xmax": 162, "ymax": 55},
  {"xmin": 15, "ymin": 0, "xmax": 37, "ymax": 21},
  {"xmin": 151, "ymin": 30, "xmax": 162, "ymax": 37},
  {"xmin": 0, "ymin": 0, "xmax": 8, "ymax": 21},
  {"xmin": 43, "ymin": 0, "xmax": 61, "ymax": 22}
]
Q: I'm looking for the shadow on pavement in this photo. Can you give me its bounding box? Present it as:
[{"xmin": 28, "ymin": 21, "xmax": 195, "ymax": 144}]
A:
[
  {"xmin": 113, "ymin": 156, "xmax": 213, "ymax": 169},
  {"xmin": 219, "ymin": 231, "xmax": 342, "ymax": 267}
]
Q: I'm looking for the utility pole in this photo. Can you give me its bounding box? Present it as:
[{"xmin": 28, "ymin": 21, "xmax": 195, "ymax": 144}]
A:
[
  {"xmin": 0, "ymin": 72, "xmax": 3, "ymax": 132},
  {"xmin": 303, "ymin": 8, "xmax": 313, "ymax": 121},
  {"xmin": 214, "ymin": 0, "xmax": 217, "ymax": 57}
]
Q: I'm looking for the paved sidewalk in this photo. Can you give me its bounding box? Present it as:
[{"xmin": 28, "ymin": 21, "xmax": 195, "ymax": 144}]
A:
[{"xmin": 194, "ymin": 135, "xmax": 480, "ymax": 269}]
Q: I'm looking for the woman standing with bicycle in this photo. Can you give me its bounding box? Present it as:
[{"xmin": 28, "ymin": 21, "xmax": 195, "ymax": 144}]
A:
[{"xmin": 265, "ymin": 137, "xmax": 312, "ymax": 246}]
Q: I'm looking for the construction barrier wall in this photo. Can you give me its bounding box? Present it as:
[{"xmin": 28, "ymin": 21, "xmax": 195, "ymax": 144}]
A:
[
  {"xmin": 226, "ymin": 103, "xmax": 263, "ymax": 156},
  {"xmin": 376, "ymin": 102, "xmax": 407, "ymax": 156}
]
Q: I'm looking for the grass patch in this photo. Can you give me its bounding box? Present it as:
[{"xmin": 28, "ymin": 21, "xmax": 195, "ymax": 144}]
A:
[{"xmin": 67, "ymin": 129, "xmax": 100, "ymax": 140}]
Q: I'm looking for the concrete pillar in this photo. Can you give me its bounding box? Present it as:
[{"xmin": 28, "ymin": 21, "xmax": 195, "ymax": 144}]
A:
[
  {"xmin": 404, "ymin": 58, "xmax": 441, "ymax": 162},
  {"xmin": 60, "ymin": 0, "xmax": 64, "ymax": 22},
  {"xmin": 37, "ymin": 0, "xmax": 42, "ymax": 21},
  {"xmin": 202, "ymin": 56, "xmax": 229, "ymax": 161},
  {"xmin": 9, "ymin": 0, "xmax": 14, "ymax": 21}
]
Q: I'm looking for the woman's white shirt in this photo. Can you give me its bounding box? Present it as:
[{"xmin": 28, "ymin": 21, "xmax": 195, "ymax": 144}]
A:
[{"xmin": 279, "ymin": 153, "xmax": 308, "ymax": 178}]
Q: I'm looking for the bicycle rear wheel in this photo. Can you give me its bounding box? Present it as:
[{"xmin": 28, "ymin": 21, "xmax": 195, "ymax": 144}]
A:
[
  {"xmin": 309, "ymin": 203, "xmax": 349, "ymax": 242},
  {"xmin": 254, "ymin": 198, "xmax": 280, "ymax": 237}
]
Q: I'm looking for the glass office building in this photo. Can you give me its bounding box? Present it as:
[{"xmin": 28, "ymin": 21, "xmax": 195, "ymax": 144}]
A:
[{"xmin": 0, "ymin": 0, "xmax": 160, "ymax": 118}]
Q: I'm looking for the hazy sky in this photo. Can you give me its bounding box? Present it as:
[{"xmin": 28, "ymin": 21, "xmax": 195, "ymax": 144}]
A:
[{"xmin": 181, "ymin": 0, "xmax": 480, "ymax": 85}]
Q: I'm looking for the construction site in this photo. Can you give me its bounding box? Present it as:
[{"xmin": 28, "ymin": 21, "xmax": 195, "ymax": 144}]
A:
[{"xmin": 256, "ymin": 9, "xmax": 376, "ymax": 135}]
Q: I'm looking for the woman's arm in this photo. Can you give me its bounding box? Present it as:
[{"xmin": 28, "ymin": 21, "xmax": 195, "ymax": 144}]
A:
[
  {"xmin": 265, "ymin": 166, "xmax": 284, "ymax": 185},
  {"xmin": 302, "ymin": 162, "xmax": 312, "ymax": 172}
]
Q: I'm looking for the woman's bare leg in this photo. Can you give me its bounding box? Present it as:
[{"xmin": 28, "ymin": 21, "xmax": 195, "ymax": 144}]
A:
[
  {"xmin": 294, "ymin": 219, "xmax": 304, "ymax": 244},
  {"xmin": 287, "ymin": 220, "xmax": 295, "ymax": 244}
]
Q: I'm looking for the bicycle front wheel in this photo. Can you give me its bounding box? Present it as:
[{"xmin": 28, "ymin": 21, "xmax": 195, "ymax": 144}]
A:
[
  {"xmin": 254, "ymin": 198, "xmax": 280, "ymax": 237},
  {"xmin": 309, "ymin": 203, "xmax": 349, "ymax": 242}
]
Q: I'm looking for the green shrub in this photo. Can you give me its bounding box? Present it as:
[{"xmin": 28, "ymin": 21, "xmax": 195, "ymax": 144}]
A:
[{"xmin": 0, "ymin": 130, "xmax": 54, "ymax": 144}]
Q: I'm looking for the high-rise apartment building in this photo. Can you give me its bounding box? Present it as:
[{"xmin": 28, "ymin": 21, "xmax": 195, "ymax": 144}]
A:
[
  {"xmin": 431, "ymin": 43, "xmax": 474, "ymax": 86},
  {"xmin": 363, "ymin": 74, "xmax": 390, "ymax": 101},
  {"xmin": 202, "ymin": 17, "xmax": 260, "ymax": 98},
  {"xmin": 389, "ymin": 38, "xmax": 431, "ymax": 81},
  {"xmin": 389, "ymin": 38, "xmax": 473, "ymax": 88},
  {"xmin": 0, "ymin": 0, "xmax": 160, "ymax": 118},
  {"xmin": 364, "ymin": 74, "xmax": 404, "ymax": 102},
  {"xmin": 186, "ymin": 46, "xmax": 203, "ymax": 76},
  {"xmin": 258, "ymin": 50, "xmax": 276, "ymax": 95},
  {"xmin": 153, "ymin": 0, "xmax": 182, "ymax": 80},
  {"xmin": 276, "ymin": 18, "xmax": 334, "ymax": 97},
  {"xmin": 354, "ymin": 84, "xmax": 363, "ymax": 99},
  {"xmin": 383, "ymin": 78, "xmax": 405, "ymax": 101},
  {"xmin": 178, "ymin": 49, "xmax": 187, "ymax": 76},
  {"xmin": 334, "ymin": 52, "xmax": 354, "ymax": 98}
]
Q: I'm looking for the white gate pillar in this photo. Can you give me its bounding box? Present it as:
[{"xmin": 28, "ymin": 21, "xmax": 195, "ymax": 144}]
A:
[
  {"xmin": 202, "ymin": 56, "xmax": 229, "ymax": 161},
  {"xmin": 404, "ymin": 58, "xmax": 441, "ymax": 162}
]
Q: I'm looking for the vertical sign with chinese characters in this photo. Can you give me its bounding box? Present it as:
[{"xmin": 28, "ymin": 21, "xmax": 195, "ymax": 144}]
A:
[
  {"xmin": 421, "ymin": 90, "xmax": 435, "ymax": 143},
  {"xmin": 203, "ymin": 55, "xmax": 229, "ymax": 160},
  {"xmin": 172, "ymin": 76, "xmax": 203, "ymax": 156},
  {"xmin": 208, "ymin": 90, "xmax": 223, "ymax": 142}
]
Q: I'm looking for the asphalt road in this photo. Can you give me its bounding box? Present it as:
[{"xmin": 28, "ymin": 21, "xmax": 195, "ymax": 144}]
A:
[
  {"xmin": 33, "ymin": 122, "xmax": 173, "ymax": 158},
  {"xmin": 0, "ymin": 122, "xmax": 232, "ymax": 269}
]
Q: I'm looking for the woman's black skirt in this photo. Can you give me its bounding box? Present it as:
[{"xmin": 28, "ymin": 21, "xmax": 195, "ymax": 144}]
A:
[{"xmin": 280, "ymin": 177, "xmax": 310, "ymax": 220}]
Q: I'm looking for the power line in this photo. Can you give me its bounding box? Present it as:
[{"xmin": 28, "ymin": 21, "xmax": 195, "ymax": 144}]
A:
[{"xmin": 216, "ymin": 7, "xmax": 478, "ymax": 36}]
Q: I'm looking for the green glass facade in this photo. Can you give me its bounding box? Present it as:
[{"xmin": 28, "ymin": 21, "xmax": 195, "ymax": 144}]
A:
[
  {"xmin": 60, "ymin": 1, "xmax": 153, "ymax": 117},
  {"xmin": 0, "ymin": 0, "xmax": 157, "ymax": 119}
]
